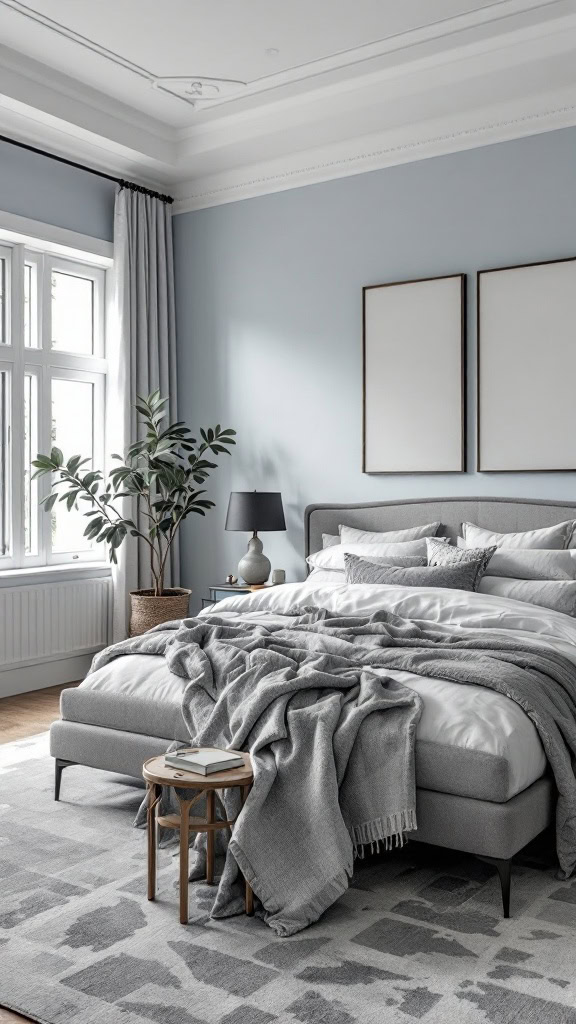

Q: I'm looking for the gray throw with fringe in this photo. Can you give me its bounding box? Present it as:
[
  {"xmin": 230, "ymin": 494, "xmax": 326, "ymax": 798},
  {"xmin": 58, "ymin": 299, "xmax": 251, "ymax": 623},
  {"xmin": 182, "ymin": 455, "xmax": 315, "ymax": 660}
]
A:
[
  {"xmin": 90, "ymin": 609, "xmax": 421, "ymax": 935},
  {"xmin": 90, "ymin": 605, "xmax": 576, "ymax": 933}
]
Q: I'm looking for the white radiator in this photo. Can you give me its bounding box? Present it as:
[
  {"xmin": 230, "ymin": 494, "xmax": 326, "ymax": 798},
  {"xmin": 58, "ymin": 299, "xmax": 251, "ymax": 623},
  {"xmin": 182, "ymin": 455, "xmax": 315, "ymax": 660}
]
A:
[{"xmin": 0, "ymin": 576, "xmax": 111, "ymax": 668}]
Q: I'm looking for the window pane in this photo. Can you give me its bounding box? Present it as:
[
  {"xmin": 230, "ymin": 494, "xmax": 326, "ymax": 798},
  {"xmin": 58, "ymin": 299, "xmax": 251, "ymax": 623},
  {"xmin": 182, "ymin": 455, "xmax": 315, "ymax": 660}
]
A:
[
  {"xmin": 0, "ymin": 259, "xmax": 6, "ymax": 346},
  {"xmin": 51, "ymin": 271, "xmax": 94, "ymax": 354},
  {"xmin": 24, "ymin": 262, "xmax": 39, "ymax": 348},
  {"xmin": 51, "ymin": 378, "xmax": 95, "ymax": 553},
  {"xmin": 0, "ymin": 370, "xmax": 10, "ymax": 555},
  {"xmin": 24, "ymin": 373, "xmax": 39, "ymax": 556}
]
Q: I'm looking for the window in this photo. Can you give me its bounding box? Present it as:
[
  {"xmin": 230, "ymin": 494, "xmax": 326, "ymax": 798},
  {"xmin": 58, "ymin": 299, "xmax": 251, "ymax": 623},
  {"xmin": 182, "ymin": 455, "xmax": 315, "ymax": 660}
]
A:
[{"xmin": 0, "ymin": 241, "xmax": 107, "ymax": 569}]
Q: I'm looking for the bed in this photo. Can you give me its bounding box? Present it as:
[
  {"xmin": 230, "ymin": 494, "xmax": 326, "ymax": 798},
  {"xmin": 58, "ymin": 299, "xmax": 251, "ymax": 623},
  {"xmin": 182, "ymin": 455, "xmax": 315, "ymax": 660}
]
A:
[{"xmin": 50, "ymin": 496, "xmax": 576, "ymax": 918}]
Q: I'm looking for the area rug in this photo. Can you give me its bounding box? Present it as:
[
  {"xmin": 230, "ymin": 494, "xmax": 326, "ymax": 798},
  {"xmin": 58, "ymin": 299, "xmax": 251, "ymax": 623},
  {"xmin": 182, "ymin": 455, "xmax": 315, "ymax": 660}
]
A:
[{"xmin": 2, "ymin": 736, "xmax": 576, "ymax": 1024}]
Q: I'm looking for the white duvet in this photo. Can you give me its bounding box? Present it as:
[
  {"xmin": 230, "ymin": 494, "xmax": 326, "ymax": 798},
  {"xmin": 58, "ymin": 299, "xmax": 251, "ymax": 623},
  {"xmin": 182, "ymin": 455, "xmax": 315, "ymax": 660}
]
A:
[{"xmin": 198, "ymin": 580, "xmax": 576, "ymax": 799}]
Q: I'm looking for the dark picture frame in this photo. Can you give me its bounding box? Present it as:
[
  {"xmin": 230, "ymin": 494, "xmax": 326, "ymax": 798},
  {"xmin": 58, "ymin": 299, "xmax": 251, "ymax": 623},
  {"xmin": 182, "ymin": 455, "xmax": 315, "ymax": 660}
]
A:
[
  {"xmin": 477, "ymin": 256, "xmax": 576, "ymax": 472},
  {"xmin": 362, "ymin": 273, "xmax": 466, "ymax": 474}
]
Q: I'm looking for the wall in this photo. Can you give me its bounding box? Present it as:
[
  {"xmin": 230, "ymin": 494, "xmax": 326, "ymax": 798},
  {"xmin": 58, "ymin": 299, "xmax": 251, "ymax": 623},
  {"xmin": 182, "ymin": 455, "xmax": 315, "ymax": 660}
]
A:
[
  {"xmin": 0, "ymin": 138, "xmax": 116, "ymax": 240},
  {"xmin": 174, "ymin": 126, "xmax": 576, "ymax": 608}
]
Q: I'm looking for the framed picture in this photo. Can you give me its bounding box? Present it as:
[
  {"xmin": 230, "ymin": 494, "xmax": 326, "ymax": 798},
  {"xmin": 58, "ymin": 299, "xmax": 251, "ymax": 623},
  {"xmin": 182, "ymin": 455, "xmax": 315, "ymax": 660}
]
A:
[
  {"xmin": 362, "ymin": 273, "xmax": 466, "ymax": 473},
  {"xmin": 477, "ymin": 257, "xmax": 576, "ymax": 472}
]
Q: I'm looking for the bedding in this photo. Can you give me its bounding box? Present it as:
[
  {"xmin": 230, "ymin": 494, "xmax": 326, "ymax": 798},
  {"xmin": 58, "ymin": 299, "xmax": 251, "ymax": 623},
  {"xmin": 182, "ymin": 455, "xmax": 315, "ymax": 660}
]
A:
[
  {"xmin": 426, "ymin": 536, "xmax": 495, "ymax": 589},
  {"xmin": 462, "ymin": 519, "xmax": 575, "ymax": 550},
  {"xmin": 339, "ymin": 522, "xmax": 440, "ymax": 544},
  {"xmin": 481, "ymin": 548, "xmax": 576, "ymax": 581},
  {"xmin": 309, "ymin": 554, "xmax": 426, "ymax": 584},
  {"xmin": 322, "ymin": 533, "xmax": 340, "ymax": 548},
  {"xmin": 344, "ymin": 552, "xmax": 483, "ymax": 591},
  {"xmin": 85, "ymin": 576, "xmax": 576, "ymax": 935},
  {"xmin": 307, "ymin": 538, "xmax": 429, "ymax": 572},
  {"xmin": 480, "ymin": 577, "xmax": 576, "ymax": 617}
]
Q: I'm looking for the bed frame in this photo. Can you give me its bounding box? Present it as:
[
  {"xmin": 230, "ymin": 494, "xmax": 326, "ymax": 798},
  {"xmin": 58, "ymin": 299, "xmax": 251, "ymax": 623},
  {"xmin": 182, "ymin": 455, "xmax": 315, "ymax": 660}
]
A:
[
  {"xmin": 51, "ymin": 497, "xmax": 576, "ymax": 918},
  {"xmin": 305, "ymin": 496, "xmax": 576, "ymax": 915}
]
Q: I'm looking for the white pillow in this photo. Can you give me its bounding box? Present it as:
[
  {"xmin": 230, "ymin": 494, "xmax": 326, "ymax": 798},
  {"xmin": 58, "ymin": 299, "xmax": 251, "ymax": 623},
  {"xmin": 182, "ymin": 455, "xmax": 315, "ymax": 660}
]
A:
[
  {"xmin": 461, "ymin": 520, "xmax": 575, "ymax": 551},
  {"xmin": 480, "ymin": 577, "xmax": 576, "ymax": 617},
  {"xmin": 487, "ymin": 549, "xmax": 576, "ymax": 582},
  {"xmin": 339, "ymin": 522, "xmax": 440, "ymax": 545},
  {"xmin": 307, "ymin": 538, "xmax": 429, "ymax": 573},
  {"xmin": 307, "ymin": 567, "xmax": 346, "ymax": 584},
  {"xmin": 322, "ymin": 534, "xmax": 340, "ymax": 548}
]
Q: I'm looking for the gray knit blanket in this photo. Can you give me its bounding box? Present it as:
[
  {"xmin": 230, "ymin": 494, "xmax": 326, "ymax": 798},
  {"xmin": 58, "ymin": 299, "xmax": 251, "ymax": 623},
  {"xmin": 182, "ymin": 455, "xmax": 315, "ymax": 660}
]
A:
[{"xmin": 90, "ymin": 606, "xmax": 576, "ymax": 934}]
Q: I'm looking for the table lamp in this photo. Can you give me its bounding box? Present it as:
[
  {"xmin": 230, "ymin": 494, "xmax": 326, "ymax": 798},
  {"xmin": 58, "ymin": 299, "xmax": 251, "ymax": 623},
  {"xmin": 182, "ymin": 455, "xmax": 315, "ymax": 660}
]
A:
[{"xmin": 225, "ymin": 491, "xmax": 286, "ymax": 585}]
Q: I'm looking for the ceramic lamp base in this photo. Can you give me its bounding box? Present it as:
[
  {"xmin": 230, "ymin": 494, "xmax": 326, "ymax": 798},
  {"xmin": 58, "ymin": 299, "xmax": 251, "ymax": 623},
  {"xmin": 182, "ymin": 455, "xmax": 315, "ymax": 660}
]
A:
[{"xmin": 238, "ymin": 533, "xmax": 271, "ymax": 585}]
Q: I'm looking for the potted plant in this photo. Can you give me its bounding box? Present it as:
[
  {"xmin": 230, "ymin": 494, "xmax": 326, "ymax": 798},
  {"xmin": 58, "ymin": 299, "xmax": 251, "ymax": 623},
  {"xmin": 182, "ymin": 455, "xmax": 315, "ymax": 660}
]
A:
[{"xmin": 32, "ymin": 391, "xmax": 235, "ymax": 635}]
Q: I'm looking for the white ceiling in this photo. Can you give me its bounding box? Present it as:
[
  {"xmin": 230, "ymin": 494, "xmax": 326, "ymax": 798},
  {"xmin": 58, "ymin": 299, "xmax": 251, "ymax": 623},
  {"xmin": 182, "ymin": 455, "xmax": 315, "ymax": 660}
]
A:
[
  {"xmin": 0, "ymin": 0, "xmax": 508, "ymax": 124},
  {"xmin": 0, "ymin": 0, "xmax": 575, "ymax": 212}
]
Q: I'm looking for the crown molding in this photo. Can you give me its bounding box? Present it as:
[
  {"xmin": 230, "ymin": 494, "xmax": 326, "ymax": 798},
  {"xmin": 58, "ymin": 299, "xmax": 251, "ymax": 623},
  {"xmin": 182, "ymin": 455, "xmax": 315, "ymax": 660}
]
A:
[
  {"xmin": 1, "ymin": 1, "xmax": 576, "ymax": 212},
  {"xmin": 173, "ymin": 90, "xmax": 576, "ymax": 214}
]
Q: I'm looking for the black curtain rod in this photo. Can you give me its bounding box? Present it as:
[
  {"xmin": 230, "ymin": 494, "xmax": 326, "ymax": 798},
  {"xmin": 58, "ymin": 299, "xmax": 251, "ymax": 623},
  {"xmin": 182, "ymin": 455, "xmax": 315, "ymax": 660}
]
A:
[{"xmin": 0, "ymin": 133, "xmax": 174, "ymax": 205}]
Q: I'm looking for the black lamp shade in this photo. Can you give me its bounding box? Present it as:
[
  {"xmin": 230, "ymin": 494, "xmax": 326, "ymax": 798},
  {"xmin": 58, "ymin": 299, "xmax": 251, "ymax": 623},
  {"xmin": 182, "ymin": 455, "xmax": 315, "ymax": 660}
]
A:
[{"xmin": 225, "ymin": 491, "xmax": 286, "ymax": 532}]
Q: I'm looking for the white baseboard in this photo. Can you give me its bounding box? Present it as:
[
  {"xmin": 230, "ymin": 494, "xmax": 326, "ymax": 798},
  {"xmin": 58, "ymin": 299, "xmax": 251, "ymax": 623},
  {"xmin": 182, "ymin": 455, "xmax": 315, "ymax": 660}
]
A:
[{"xmin": 0, "ymin": 652, "xmax": 97, "ymax": 698}]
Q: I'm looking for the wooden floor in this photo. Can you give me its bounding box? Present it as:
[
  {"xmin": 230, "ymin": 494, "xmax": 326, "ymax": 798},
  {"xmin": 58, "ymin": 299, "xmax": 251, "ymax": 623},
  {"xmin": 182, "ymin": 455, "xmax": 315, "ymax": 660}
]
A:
[
  {"xmin": 0, "ymin": 681, "xmax": 79, "ymax": 1022},
  {"xmin": 0, "ymin": 682, "xmax": 78, "ymax": 744}
]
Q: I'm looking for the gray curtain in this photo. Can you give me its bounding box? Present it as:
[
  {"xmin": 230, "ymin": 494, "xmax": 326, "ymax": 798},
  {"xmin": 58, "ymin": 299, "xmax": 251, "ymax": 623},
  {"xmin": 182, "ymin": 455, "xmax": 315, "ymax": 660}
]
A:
[{"xmin": 109, "ymin": 186, "xmax": 178, "ymax": 641}]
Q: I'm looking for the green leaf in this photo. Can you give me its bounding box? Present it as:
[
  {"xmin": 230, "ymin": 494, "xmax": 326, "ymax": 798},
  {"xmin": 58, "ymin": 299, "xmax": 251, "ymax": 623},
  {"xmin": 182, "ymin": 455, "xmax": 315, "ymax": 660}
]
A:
[
  {"xmin": 50, "ymin": 446, "xmax": 64, "ymax": 467},
  {"xmin": 41, "ymin": 493, "xmax": 58, "ymax": 512}
]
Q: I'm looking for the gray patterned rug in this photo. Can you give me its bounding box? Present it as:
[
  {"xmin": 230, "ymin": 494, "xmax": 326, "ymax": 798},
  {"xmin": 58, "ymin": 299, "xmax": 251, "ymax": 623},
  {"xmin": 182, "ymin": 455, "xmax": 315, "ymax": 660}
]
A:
[{"xmin": 2, "ymin": 735, "xmax": 576, "ymax": 1024}]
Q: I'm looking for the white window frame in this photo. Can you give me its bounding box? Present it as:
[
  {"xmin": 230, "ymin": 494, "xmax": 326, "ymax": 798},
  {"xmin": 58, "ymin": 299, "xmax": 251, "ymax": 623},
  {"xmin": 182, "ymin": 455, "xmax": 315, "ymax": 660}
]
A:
[{"xmin": 0, "ymin": 217, "xmax": 112, "ymax": 574}]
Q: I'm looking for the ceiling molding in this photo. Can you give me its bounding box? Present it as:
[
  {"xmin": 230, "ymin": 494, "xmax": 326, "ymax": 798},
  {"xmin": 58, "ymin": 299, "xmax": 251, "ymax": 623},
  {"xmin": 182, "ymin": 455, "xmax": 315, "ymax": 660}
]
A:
[
  {"xmin": 173, "ymin": 91, "xmax": 576, "ymax": 214},
  {"xmin": 0, "ymin": 1, "xmax": 576, "ymax": 212},
  {"xmin": 1, "ymin": 0, "xmax": 566, "ymax": 119}
]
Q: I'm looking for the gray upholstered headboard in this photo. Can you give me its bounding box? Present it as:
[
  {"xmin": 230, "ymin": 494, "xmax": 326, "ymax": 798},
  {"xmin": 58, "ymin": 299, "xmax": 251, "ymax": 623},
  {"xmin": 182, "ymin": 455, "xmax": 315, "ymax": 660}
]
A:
[{"xmin": 305, "ymin": 497, "xmax": 576, "ymax": 556}]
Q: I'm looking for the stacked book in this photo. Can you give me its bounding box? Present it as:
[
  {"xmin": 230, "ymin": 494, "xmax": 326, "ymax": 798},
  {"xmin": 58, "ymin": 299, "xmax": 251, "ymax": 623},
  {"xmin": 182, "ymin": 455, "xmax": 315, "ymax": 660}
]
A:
[{"xmin": 165, "ymin": 747, "xmax": 244, "ymax": 776}]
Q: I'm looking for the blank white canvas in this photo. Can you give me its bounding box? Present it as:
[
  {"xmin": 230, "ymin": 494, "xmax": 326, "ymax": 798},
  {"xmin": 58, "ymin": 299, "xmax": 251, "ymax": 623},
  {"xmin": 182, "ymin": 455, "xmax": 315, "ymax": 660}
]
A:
[
  {"xmin": 478, "ymin": 260, "xmax": 576, "ymax": 471},
  {"xmin": 363, "ymin": 275, "xmax": 464, "ymax": 473}
]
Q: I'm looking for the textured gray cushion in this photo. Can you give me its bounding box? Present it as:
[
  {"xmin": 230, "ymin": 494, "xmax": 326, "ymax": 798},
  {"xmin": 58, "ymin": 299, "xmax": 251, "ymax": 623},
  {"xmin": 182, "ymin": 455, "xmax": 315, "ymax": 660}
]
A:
[
  {"xmin": 480, "ymin": 577, "xmax": 576, "ymax": 617},
  {"xmin": 344, "ymin": 553, "xmax": 482, "ymax": 591},
  {"xmin": 426, "ymin": 537, "xmax": 495, "ymax": 591}
]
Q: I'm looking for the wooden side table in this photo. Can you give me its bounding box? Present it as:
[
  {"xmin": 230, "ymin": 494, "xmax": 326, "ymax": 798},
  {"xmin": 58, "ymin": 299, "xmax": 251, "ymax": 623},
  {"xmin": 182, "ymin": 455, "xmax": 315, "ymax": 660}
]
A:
[
  {"xmin": 143, "ymin": 750, "xmax": 254, "ymax": 924},
  {"xmin": 201, "ymin": 583, "xmax": 275, "ymax": 610}
]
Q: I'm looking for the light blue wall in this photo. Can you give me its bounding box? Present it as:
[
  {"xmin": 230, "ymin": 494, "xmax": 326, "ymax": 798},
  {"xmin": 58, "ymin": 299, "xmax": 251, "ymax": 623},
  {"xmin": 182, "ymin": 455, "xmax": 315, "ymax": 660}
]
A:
[
  {"xmin": 0, "ymin": 139, "xmax": 116, "ymax": 240},
  {"xmin": 175, "ymin": 126, "xmax": 576, "ymax": 607}
]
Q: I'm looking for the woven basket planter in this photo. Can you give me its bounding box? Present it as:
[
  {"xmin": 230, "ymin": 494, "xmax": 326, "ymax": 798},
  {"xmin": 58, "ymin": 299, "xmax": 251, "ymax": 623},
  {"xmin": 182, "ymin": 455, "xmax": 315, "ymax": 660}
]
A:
[{"xmin": 129, "ymin": 588, "xmax": 191, "ymax": 637}]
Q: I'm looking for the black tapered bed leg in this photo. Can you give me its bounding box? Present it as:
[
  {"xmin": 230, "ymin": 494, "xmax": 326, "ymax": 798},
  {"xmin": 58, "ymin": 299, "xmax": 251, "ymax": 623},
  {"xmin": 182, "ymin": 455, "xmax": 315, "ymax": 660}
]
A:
[
  {"xmin": 481, "ymin": 856, "xmax": 512, "ymax": 918},
  {"xmin": 54, "ymin": 758, "xmax": 76, "ymax": 801},
  {"xmin": 495, "ymin": 858, "xmax": 512, "ymax": 919}
]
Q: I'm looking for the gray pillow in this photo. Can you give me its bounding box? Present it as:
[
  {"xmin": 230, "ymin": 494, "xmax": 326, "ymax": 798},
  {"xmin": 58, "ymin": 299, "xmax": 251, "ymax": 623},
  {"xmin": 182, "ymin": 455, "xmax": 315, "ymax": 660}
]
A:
[
  {"xmin": 344, "ymin": 553, "xmax": 483, "ymax": 591},
  {"xmin": 426, "ymin": 537, "xmax": 495, "ymax": 592}
]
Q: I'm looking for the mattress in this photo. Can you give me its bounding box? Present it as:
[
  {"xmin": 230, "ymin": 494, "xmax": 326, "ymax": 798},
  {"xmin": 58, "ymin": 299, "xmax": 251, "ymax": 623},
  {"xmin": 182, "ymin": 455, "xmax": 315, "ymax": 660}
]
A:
[{"xmin": 61, "ymin": 648, "xmax": 547, "ymax": 805}]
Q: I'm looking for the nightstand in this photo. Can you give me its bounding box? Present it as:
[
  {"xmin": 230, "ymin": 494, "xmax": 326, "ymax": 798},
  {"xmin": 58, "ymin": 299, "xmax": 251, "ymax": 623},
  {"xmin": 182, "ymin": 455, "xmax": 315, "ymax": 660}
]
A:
[{"xmin": 201, "ymin": 583, "xmax": 252, "ymax": 610}]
